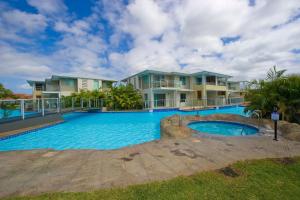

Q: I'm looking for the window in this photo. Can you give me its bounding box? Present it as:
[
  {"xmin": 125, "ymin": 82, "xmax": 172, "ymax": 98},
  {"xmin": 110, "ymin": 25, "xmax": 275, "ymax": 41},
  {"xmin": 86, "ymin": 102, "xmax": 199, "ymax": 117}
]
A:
[
  {"xmin": 179, "ymin": 76, "xmax": 186, "ymax": 85},
  {"xmin": 197, "ymin": 91, "xmax": 202, "ymax": 99},
  {"xmin": 93, "ymin": 80, "xmax": 99, "ymax": 90},
  {"xmin": 82, "ymin": 79, "xmax": 88, "ymax": 90},
  {"xmin": 217, "ymin": 77, "xmax": 226, "ymax": 86},
  {"xmin": 217, "ymin": 91, "xmax": 226, "ymax": 96},
  {"xmin": 180, "ymin": 93, "xmax": 186, "ymax": 103},
  {"xmin": 154, "ymin": 75, "xmax": 165, "ymax": 81},
  {"xmin": 144, "ymin": 94, "xmax": 148, "ymax": 100},
  {"xmin": 35, "ymin": 84, "xmax": 43, "ymax": 91},
  {"xmin": 196, "ymin": 77, "xmax": 202, "ymax": 85},
  {"xmin": 65, "ymin": 79, "xmax": 75, "ymax": 86},
  {"xmin": 206, "ymin": 76, "xmax": 216, "ymax": 85}
]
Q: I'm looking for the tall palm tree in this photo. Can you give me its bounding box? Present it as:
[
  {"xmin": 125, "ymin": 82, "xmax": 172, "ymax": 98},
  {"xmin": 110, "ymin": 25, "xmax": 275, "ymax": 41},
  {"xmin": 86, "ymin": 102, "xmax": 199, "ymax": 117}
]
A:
[{"xmin": 266, "ymin": 66, "xmax": 286, "ymax": 81}]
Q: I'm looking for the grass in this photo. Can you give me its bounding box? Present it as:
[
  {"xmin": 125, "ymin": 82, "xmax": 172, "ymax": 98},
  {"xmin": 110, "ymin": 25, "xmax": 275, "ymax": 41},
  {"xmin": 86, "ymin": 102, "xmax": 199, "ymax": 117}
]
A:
[{"xmin": 3, "ymin": 157, "xmax": 300, "ymax": 200}]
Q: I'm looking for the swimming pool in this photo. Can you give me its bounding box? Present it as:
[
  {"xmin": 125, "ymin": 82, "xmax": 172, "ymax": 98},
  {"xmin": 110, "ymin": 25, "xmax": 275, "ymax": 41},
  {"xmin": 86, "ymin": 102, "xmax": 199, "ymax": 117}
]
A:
[
  {"xmin": 188, "ymin": 121, "xmax": 258, "ymax": 136},
  {"xmin": 0, "ymin": 106, "xmax": 247, "ymax": 151}
]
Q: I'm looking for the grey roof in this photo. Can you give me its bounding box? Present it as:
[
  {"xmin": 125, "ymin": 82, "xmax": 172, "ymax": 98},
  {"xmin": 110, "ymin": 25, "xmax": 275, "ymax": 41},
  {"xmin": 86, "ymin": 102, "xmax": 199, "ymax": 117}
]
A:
[
  {"xmin": 191, "ymin": 71, "xmax": 232, "ymax": 78},
  {"xmin": 27, "ymin": 80, "xmax": 45, "ymax": 86},
  {"xmin": 122, "ymin": 69, "xmax": 232, "ymax": 81},
  {"xmin": 51, "ymin": 75, "xmax": 116, "ymax": 82},
  {"xmin": 27, "ymin": 75, "xmax": 116, "ymax": 86}
]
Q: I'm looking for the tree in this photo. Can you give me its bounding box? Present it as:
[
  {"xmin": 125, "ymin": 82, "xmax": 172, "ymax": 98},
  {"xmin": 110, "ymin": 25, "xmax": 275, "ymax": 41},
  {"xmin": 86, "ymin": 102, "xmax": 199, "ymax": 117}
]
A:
[
  {"xmin": 266, "ymin": 65, "xmax": 286, "ymax": 81},
  {"xmin": 245, "ymin": 68, "xmax": 300, "ymax": 122},
  {"xmin": 0, "ymin": 83, "xmax": 18, "ymax": 118},
  {"xmin": 106, "ymin": 84, "xmax": 143, "ymax": 110},
  {"xmin": 0, "ymin": 83, "xmax": 15, "ymax": 99}
]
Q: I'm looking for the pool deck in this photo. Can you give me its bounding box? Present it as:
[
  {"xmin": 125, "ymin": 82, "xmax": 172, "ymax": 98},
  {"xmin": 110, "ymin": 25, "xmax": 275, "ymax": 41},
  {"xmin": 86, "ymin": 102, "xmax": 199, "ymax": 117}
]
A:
[{"xmin": 1, "ymin": 134, "xmax": 300, "ymax": 198}]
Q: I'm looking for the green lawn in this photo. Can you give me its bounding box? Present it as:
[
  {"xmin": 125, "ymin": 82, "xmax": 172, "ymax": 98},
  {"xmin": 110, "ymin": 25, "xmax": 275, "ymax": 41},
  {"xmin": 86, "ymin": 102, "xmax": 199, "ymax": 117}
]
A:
[{"xmin": 4, "ymin": 157, "xmax": 300, "ymax": 200}]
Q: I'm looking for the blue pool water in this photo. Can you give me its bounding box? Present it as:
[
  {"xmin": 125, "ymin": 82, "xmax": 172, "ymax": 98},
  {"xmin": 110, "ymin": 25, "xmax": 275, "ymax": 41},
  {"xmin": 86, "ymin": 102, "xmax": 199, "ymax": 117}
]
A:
[
  {"xmin": 188, "ymin": 121, "xmax": 258, "ymax": 136},
  {"xmin": 0, "ymin": 109, "xmax": 21, "ymax": 119},
  {"xmin": 0, "ymin": 106, "xmax": 247, "ymax": 151}
]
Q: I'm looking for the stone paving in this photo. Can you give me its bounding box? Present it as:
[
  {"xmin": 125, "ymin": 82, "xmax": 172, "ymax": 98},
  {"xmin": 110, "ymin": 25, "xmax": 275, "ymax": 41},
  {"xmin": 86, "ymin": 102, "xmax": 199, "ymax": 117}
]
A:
[{"xmin": 1, "ymin": 134, "xmax": 300, "ymax": 198}]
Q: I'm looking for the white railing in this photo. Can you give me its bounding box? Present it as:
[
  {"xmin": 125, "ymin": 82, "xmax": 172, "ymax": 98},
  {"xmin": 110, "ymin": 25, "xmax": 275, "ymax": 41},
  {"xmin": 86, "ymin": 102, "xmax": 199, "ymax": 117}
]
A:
[
  {"xmin": 143, "ymin": 97, "xmax": 244, "ymax": 109},
  {"xmin": 0, "ymin": 97, "xmax": 105, "ymax": 121},
  {"xmin": 0, "ymin": 97, "xmax": 244, "ymax": 121},
  {"xmin": 152, "ymin": 80, "xmax": 188, "ymax": 89}
]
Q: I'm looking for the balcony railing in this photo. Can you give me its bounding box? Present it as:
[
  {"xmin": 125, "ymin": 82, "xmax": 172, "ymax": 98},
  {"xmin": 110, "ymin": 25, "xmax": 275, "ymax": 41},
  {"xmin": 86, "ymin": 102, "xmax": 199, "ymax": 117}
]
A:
[
  {"xmin": 152, "ymin": 80, "xmax": 189, "ymax": 89},
  {"xmin": 206, "ymin": 81, "xmax": 216, "ymax": 85},
  {"xmin": 228, "ymin": 86, "xmax": 240, "ymax": 91}
]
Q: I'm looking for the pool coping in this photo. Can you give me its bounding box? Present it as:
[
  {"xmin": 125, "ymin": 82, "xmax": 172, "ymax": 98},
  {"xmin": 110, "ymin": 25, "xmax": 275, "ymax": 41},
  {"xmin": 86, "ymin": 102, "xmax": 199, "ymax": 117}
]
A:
[
  {"xmin": 160, "ymin": 114, "xmax": 271, "ymax": 139},
  {"xmin": 0, "ymin": 120, "xmax": 65, "ymax": 141},
  {"xmin": 188, "ymin": 120, "xmax": 260, "ymax": 137}
]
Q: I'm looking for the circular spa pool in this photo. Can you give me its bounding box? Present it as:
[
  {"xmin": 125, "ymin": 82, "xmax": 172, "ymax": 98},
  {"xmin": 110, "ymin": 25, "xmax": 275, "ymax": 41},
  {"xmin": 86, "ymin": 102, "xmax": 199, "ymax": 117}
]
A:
[{"xmin": 188, "ymin": 121, "xmax": 258, "ymax": 136}]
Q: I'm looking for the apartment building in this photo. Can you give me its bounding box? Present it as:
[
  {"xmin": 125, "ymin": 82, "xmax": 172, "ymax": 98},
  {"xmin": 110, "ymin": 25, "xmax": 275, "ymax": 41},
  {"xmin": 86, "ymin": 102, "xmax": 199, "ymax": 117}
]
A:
[
  {"xmin": 122, "ymin": 70, "xmax": 244, "ymax": 108},
  {"xmin": 27, "ymin": 75, "xmax": 116, "ymax": 99}
]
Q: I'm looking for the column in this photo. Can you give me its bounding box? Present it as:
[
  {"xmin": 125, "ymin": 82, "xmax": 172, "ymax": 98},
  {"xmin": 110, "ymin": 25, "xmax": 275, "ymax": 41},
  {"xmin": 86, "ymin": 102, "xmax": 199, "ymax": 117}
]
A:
[{"xmin": 150, "ymin": 89, "xmax": 154, "ymax": 109}]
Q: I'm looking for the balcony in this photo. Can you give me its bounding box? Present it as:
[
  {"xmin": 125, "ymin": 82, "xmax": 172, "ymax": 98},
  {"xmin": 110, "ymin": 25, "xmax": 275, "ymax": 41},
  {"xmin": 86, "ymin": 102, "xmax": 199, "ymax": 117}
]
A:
[
  {"xmin": 205, "ymin": 84, "xmax": 227, "ymax": 91},
  {"xmin": 228, "ymin": 86, "xmax": 240, "ymax": 91},
  {"xmin": 152, "ymin": 80, "xmax": 190, "ymax": 90}
]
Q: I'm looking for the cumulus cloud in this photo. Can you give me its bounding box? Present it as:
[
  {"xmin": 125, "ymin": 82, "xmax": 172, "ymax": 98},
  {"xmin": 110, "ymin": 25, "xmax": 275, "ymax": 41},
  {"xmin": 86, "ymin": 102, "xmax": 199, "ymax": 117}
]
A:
[
  {"xmin": 0, "ymin": 7, "xmax": 47, "ymax": 43},
  {"xmin": 1, "ymin": 0, "xmax": 300, "ymax": 93},
  {"xmin": 105, "ymin": 0, "xmax": 300, "ymax": 80},
  {"xmin": 0, "ymin": 44, "xmax": 53, "ymax": 79},
  {"xmin": 27, "ymin": 0, "xmax": 67, "ymax": 15}
]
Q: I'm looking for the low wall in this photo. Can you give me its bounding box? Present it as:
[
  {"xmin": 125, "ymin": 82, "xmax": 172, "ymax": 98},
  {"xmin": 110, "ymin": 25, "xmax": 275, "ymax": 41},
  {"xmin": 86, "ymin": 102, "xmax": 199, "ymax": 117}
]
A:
[
  {"xmin": 160, "ymin": 114, "xmax": 262, "ymax": 139},
  {"xmin": 161, "ymin": 114, "xmax": 300, "ymax": 141}
]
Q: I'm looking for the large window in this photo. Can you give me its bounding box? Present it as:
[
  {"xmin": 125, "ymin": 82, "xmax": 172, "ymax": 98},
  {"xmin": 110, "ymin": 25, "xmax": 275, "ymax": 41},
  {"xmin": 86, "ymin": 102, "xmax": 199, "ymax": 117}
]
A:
[
  {"xmin": 141, "ymin": 75, "xmax": 149, "ymax": 89},
  {"xmin": 179, "ymin": 76, "xmax": 186, "ymax": 85},
  {"xmin": 197, "ymin": 91, "xmax": 202, "ymax": 99},
  {"xmin": 154, "ymin": 93, "xmax": 166, "ymax": 107},
  {"xmin": 196, "ymin": 77, "xmax": 202, "ymax": 85},
  {"xmin": 154, "ymin": 75, "xmax": 165, "ymax": 81},
  {"xmin": 35, "ymin": 84, "xmax": 43, "ymax": 91},
  {"xmin": 180, "ymin": 93, "xmax": 186, "ymax": 103},
  {"xmin": 93, "ymin": 80, "xmax": 99, "ymax": 90},
  {"xmin": 206, "ymin": 76, "xmax": 216, "ymax": 85}
]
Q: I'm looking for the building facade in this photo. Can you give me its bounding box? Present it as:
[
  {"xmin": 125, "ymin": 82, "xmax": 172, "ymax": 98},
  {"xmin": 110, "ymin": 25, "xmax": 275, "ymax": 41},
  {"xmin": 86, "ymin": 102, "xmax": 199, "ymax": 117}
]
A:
[
  {"xmin": 122, "ymin": 70, "xmax": 244, "ymax": 109},
  {"xmin": 27, "ymin": 75, "xmax": 116, "ymax": 99}
]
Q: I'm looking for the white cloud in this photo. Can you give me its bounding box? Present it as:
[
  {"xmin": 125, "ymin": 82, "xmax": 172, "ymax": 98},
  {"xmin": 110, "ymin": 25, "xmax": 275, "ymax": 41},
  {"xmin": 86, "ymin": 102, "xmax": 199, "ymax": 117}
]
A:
[
  {"xmin": 105, "ymin": 0, "xmax": 300, "ymax": 80},
  {"xmin": 1, "ymin": 0, "xmax": 300, "ymax": 91},
  {"xmin": 27, "ymin": 0, "xmax": 67, "ymax": 15},
  {"xmin": 0, "ymin": 9, "xmax": 47, "ymax": 43},
  {"xmin": 0, "ymin": 44, "xmax": 52, "ymax": 79},
  {"xmin": 122, "ymin": 0, "xmax": 173, "ymax": 39}
]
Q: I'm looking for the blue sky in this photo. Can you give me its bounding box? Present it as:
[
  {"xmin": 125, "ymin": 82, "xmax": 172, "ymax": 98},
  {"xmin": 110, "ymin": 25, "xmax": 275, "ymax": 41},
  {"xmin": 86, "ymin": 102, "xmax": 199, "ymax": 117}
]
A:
[{"xmin": 0, "ymin": 0, "xmax": 300, "ymax": 93}]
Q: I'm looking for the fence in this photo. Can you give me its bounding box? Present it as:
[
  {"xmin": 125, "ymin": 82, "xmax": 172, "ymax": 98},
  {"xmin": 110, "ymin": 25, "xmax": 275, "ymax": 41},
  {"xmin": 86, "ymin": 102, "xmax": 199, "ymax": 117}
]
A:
[
  {"xmin": 143, "ymin": 97, "xmax": 244, "ymax": 109},
  {"xmin": 0, "ymin": 97, "xmax": 104, "ymax": 122},
  {"xmin": 0, "ymin": 97, "xmax": 244, "ymax": 122}
]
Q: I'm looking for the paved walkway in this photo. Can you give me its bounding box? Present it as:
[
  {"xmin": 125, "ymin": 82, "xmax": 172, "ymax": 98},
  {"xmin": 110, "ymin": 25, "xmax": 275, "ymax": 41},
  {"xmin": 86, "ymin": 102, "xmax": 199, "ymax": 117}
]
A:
[{"xmin": 1, "ymin": 135, "xmax": 300, "ymax": 198}]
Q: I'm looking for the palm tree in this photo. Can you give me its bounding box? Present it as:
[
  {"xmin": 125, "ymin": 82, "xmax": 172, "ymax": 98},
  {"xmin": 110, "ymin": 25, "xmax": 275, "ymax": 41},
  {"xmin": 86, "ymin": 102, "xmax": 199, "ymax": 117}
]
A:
[{"xmin": 266, "ymin": 66, "xmax": 286, "ymax": 81}]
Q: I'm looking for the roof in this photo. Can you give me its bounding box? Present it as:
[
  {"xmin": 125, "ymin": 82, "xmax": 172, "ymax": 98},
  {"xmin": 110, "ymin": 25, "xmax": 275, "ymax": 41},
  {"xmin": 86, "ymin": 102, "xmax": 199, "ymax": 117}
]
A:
[
  {"xmin": 27, "ymin": 80, "xmax": 45, "ymax": 86},
  {"xmin": 191, "ymin": 71, "xmax": 232, "ymax": 78},
  {"xmin": 122, "ymin": 69, "xmax": 232, "ymax": 81},
  {"xmin": 27, "ymin": 75, "xmax": 116, "ymax": 86},
  {"xmin": 51, "ymin": 75, "xmax": 116, "ymax": 82}
]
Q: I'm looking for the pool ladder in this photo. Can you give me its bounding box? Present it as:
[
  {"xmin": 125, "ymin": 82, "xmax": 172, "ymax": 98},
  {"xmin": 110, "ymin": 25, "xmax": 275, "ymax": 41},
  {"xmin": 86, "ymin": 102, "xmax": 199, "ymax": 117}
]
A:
[
  {"xmin": 251, "ymin": 110, "xmax": 262, "ymax": 129},
  {"xmin": 240, "ymin": 127, "xmax": 245, "ymax": 136}
]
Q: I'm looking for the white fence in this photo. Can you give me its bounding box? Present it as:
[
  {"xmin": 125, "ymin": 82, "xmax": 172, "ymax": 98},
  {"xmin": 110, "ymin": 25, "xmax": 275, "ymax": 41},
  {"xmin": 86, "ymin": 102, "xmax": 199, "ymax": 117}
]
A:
[
  {"xmin": 0, "ymin": 97, "xmax": 103, "ymax": 121},
  {"xmin": 0, "ymin": 97, "xmax": 244, "ymax": 121},
  {"xmin": 143, "ymin": 97, "xmax": 244, "ymax": 109}
]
